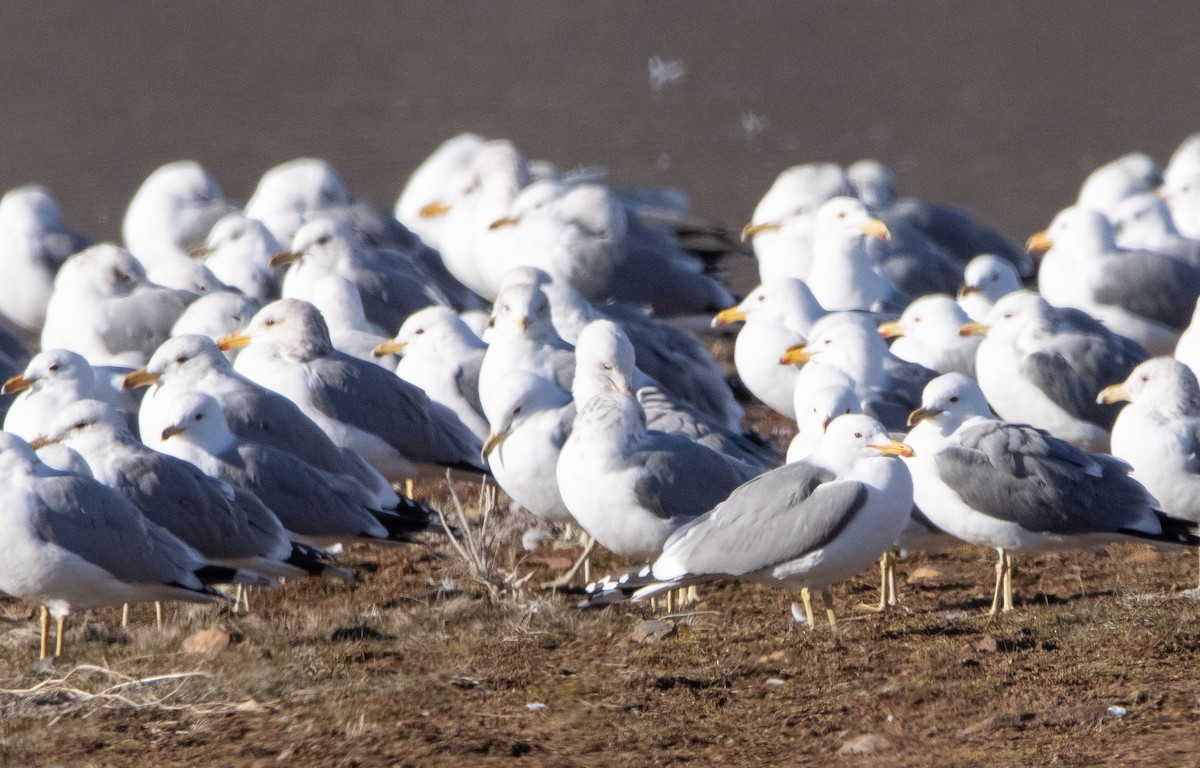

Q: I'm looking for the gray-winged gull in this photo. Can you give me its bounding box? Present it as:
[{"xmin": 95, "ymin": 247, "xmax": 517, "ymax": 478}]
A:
[
  {"xmin": 956, "ymin": 254, "xmax": 1022, "ymax": 322},
  {"xmin": 742, "ymin": 162, "xmax": 850, "ymax": 283},
  {"xmin": 394, "ymin": 132, "xmax": 486, "ymax": 251},
  {"xmin": 478, "ymin": 282, "xmax": 576, "ymax": 414},
  {"xmin": 804, "ymin": 196, "xmax": 902, "ymax": 312},
  {"xmin": 785, "ymin": 384, "xmax": 860, "ymax": 464},
  {"xmin": 905, "ymin": 373, "xmax": 1195, "ymax": 614},
  {"xmin": 169, "ymin": 290, "xmax": 262, "ymax": 347},
  {"xmin": 556, "ymin": 388, "xmax": 751, "ymax": 562},
  {"xmin": 41, "ymin": 244, "xmax": 195, "ymax": 367},
  {"xmin": 712, "ymin": 278, "xmax": 827, "ymax": 419},
  {"xmin": 878, "ymin": 294, "xmax": 980, "ymax": 377},
  {"xmin": 375, "ymin": 305, "xmax": 489, "ymax": 441},
  {"xmin": 1099, "ymin": 358, "xmax": 1200, "ymax": 586},
  {"xmin": 621, "ymin": 414, "xmax": 913, "ymax": 633},
  {"xmin": 189, "ymin": 212, "xmax": 282, "ymax": 301},
  {"xmin": 33, "ymin": 400, "xmax": 341, "ymax": 580},
  {"xmin": 0, "ymin": 185, "xmax": 87, "ymax": 341},
  {"xmin": 1075, "ymin": 152, "xmax": 1163, "ymax": 219},
  {"xmin": 1031, "ymin": 205, "xmax": 1200, "ymax": 355},
  {"xmin": 964, "ymin": 290, "xmax": 1146, "ymax": 452},
  {"xmin": 1110, "ymin": 192, "xmax": 1200, "ymax": 267},
  {"xmin": 224, "ymin": 299, "xmax": 485, "ymax": 480},
  {"xmin": 0, "ymin": 432, "xmax": 262, "ymax": 658},
  {"xmin": 2, "ymin": 349, "xmax": 139, "ymax": 440},
  {"xmin": 127, "ymin": 334, "xmax": 400, "ymax": 510},
  {"xmin": 154, "ymin": 392, "xmax": 442, "ymax": 547}
]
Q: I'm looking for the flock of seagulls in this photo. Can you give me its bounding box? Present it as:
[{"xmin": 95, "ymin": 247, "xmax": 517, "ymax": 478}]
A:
[{"xmin": 4, "ymin": 131, "xmax": 1200, "ymax": 658}]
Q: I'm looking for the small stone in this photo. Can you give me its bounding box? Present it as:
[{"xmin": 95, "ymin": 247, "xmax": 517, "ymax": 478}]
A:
[
  {"xmin": 764, "ymin": 678, "xmax": 785, "ymax": 686},
  {"xmin": 631, "ymin": 618, "xmax": 676, "ymax": 644},
  {"xmin": 908, "ymin": 565, "xmax": 944, "ymax": 581},
  {"xmin": 1123, "ymin": 548, "xmax": 1160, "ymax": 564},
  {"xmin": 974, "ymin": 636, "xmax": 999, "ymax": 653},
  {"xmin": 182, "ymin": 628, "xmax": 235, "ymax": 654},
  {"xmin": 838, "ymin": 734, "xmax": 892, "ymax": 754},
  {"xmin": 759, "ymin": 649, "xmax": 791, "ymax": 664}
]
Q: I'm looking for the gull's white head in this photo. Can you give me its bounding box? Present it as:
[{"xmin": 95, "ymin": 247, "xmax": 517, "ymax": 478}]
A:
[
  {"xmin": 481, "ymin": 371, "xmax": 572, "ymax": 463},
  {"xmin": 1076, "ymin": 152, "xmax": 1163, "ymax": 217},
  {"xmin": 882, "ymin": 295, "xmax": 971, "ymax": 347},
  {"xmin": 246, "ymin": 158, "xmax": 349, "ymax": 245},
  {"xmin": 141, "ymin": 334, "xmax": 232, "ymax": 383},
  {"xmin": 959, "ymin": 255, "xmax": 1021, "ymax": 305},
  {"xmin": 1028, "ymin": 205, "xmax": 1115, "ymax": 259},
  {"xmin": 813, "ymin": 196, "xmax": 891, "ymax": 249},
  {"xmin": 847, "ymin": 159, "xmax": 898, "ymax": 210},
  {"xmin": 908, "ymin": 373, "xmax": 993, "ymax": 431},
  {"xmin": 156, "ymin": 390, "xmax": 236, "ymax": 450},
  {"xmin": 799, "ymin": 384, "xmax": 860, "ymax": 435},
  {"xmin": 54, "ymin": 244, "xmax": 150, "ymax": 298},
  {"xmin": 572, "ymin": 319, "xmax": 635, "ymax": 402},
  {"xmin": 220, "ymin": 299, "xmax": 332, "ymax": 361},
  {"xmin": 488, "ymin": 283, "xmax": 556, "ymax": 342},
  {"xmin": 1098, "ymin": 357, "xmax": 1200, "ymax": 417},
  {"xmin": 36, "ymin": 398, "xmax": 131, "ymax": 451},
  {"xmin": 123, "ymin": 161, "xmax": 229, "ymax": 262},
  {"xmin": 1110, "ymin": 192, "xmax": 1178, "ymax": 247},
  {"xmin": 170, "ymin": 291, "xmax": 261, "ymax": 341},
  {"xmin": 969, "ymin": 290, "xmax": 1053, "ymax": 343},
  {"xmin": 382, "ymin": 306, "xmax": 482, "ymax": 358},
  {"xmin": 3, "ymin": 349, "xmax": 96, "ymax": 398},
  {"xmin": 814, "ymin": 414, "xmax": 912, "ymax": 469}
]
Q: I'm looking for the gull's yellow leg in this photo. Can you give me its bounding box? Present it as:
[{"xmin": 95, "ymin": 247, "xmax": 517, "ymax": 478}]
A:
[
  {"xmin": 54, "ymin": 614, "xmax": 65, "ymax": 657},
  {"xmin": 39, "ymin": 606, "xmax": 49, "ymax": 660},
  {"xmin": 886, "ymin": 552, "xmax": 899, "ymax": 607},
  {"xmin": 989, "ymin": 549, "xmax": 1005, "ymax": 616},
  {"xmin": 1002, "ymin": 552, "xmax": 1015, "ymax": 612},
  {"xmin": 540, "ymin": 535, "xmax": 596, "ymax": 589},
  {"xmin": 155, "ymin": 601, "xmax": 163, "ymax": 629},
  {"xmin": 686, "ymin": 585, "xmax": 699, "ymax": 605},
  {"xmin": 800, "ymin": 588, "xmax": 815, "ymax": 629},
  {"xmin": 121, "ymin": 603, "xmax": 129, "ymax": 628},
  {"xmin": 821, "ymin": 587, "xmax": 838, "ymax": 634}
]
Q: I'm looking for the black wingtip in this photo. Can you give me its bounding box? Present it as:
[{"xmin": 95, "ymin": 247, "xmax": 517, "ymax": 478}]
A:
[{"xmin": 286, "ymin": 542, "xmax": 354, "ymax": 580}]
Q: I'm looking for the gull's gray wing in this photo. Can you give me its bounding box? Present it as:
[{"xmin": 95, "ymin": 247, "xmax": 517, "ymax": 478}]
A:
[
  {"xmin": 454, "ymin": 353, "xmax": 486, "ymax": 418},
  {"xmin": 1094, "ymin": 251, "xmax": 1200, "ymax": 331},
  {"xmin": 660, "ymin": 462, "xmax": 867, "ymax": 576},
  {"xmin": 935, "ymin": 421, "xmax": 1154, "ymax": 534},
  {"xmin": 351, "ymin": 248, "xmax": 447, "ymax": 332},
  {"xmin": 631, "ymin": 431, "xmax": 748, "ymax": 525},
  {"xmin": 308, "ymin": 351, "xmax": 484, "ymax": 470},
  {"xmin": 33, "ymin": 472, "xmax": 203, "ymax": 585},
  {"xmin": 1021, "ymin": 331, "xmax": 1145, "ymax": 429},
  {"xmin": 103, "ymin": 289, "xmax": 193, "ymax": 358},
  {"xmin": 637, "ymin": 385, "xmax": 777, "ymax": 471}
]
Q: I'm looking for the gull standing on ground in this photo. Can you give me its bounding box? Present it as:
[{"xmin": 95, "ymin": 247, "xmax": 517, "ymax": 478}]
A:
[
  {"xmin": 0, "ymin": 185, "xmax": 87, "ymax": 341},
  {"xmin": 478, "ymin": 282, "xmax": 576, "ymax": 414},
  {"xmin": 225, "ymin": 299, "xmax": 485, "ymax": 480},
  {"xmin": 34, "ymin": 400, "xmax": 339, "ymax": 579},
  {"xmin": 964, "ymin": 291, "xmax": 1146, "ymax": 452},
  {"xmin": 905, "ymin": 373, "xmax": 1194, "ymax": 614},
  {"xmin": 956, "ymin": 254, "xmax": 1022, "ymax": 322},
  {"xmin": 1031, "ymin": 205, "xmax": 1200, "ymax": 355},
  {"xmin": 128, "ymin": 334, "xmax": 399, "ymax": 510},
  {"xmin": 1099, "ymin": 358, "xmax": 1200, "ymax": 586},
  {"xmin": 712, "ymin": 278, "xmax": 827, "ymax": 419},
  {"xmin": 374, "ymin": 306, "xmax": 489, "ymax": 441},
  {"xmin": 629, "ymin": 415, "xmax": 913, "ymax": 632},
  {"xmin": 0, "ymin": 432, "xmax": 259, "ymax": 658},
  {"xmin": 556, "ymin": 388, "xmax": 753, "ymax": 562},
  {"xmin": 804, "ymin": 197, "xmax": 902, "ymax": 312},
  {"xmin": 41, "ymin": 244, "xmax": 195, "ymax": 367}
]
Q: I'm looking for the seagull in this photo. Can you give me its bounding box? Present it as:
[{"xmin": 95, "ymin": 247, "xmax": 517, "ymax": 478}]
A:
[
  {"xmin": 500, "ymin": 266, "xmax": 743, "ymax": 430},
  {"xmin": 33, "ymin": 399, "xmax": 341, "ymax": 580},
  {"xmin": 879, "ymin": 294, "xmax": 980, "ymax": 376},
  {"xmin": 128, "ymin": 334, "xmax": 400, "ymax": 510},
  {"xmin": 0, "ymin": 432, "xmax": 259, "ymax": 658},
  {"xmin": 785, "ymin": 384, "xmax": 860, "ymax": 463},
  {"xmin": 169, "ymin": 291, "xmax": 262, "ymax": 348},
  {"xmin": 307, "ymin": 275, "xmax": 395, "ymax": 367},
  {"xmin": 1032, "ymin": 205, "xmax": 1200, "ymax": 355},
  {"xmin": 782, "ymin": 313, "xmax": 938, "ymax": 432},
  {"xmin": 41, "ymin": 244, "xmax": 194, "ymax": 367},
  {"xmin": 804, "ymin": 196, "xmax": 902, "ymax": 312},
  {"xmin": 905, "ymin": 373, "xmax": 1194, "ymax": 614},
  {"xmin": 478, "ymin": 282, "xmax": 576, "ymax": 416},
  {"xmin": 188, "ymin": 212, "xmax": 282, "ymax": 301},
  {"xmin": 712, "ymin": 278, "xmax": 827, "ymax": 419},
  {"xmin": 153, "ymin": 392, "xmax": 442, "ymax": 547},
  {"xmin": 224, "ymin": 299, "xmax": 485, "ymax": 480},
  {"xmin": 1110, "ymin": 192, "xmax": 1200, "ymax": 267},
  {"xmin": 1075, "ymin": 152, "xmax": 1163, "ymax": 219},
  {"xmin": 573, "ymin": 319, "xmax": 778, "ymax": 472},
  {"xmin": 273, "ymin": 217, "xmax": 447, "ymax": 335},
  {"xmin": 1162, "ymin": 139, "xmax": 1200, "ymax": 239},
  {"xmin": 244, "ymin": 157, "xmax": 352, "ymax": 248},
  {"xmin": 0, "ymin": 185, "xmax": 87, "ymax": 341},
  {"xmin": 964, "ymin": 290, "xmax": 1146, "ymax": 452},
  {"xmin": 956, "ymin": 254, "xmax": 1023, "ymax": 322},
  {"xmin": 742, "ymin": 163, "xmax": 850, "ymax": 283},
  {"xmin": 394, "ymin": 132, "xmax": 486, "ymax": 251},
  {"xmin": 626, "ymin": 414, "xmax": 913, "ymax": 633},
  {"xmin": 556, "ymin": 388, "xmax": 753, "ymax": 562},
  {"xmin": 2, "ymin": 349, "xmax": 139, "ymax": 440},
  {"xmin": 122, "ymin": 161, "xmax": 234, "ymax": 287},
  {"xmin": 375, "ymin": 305, "xmax": 489, "ymax": 441},
  {"xmin": 1099, "ymin": 358, "xmax": 1200, "ymax": 585}
]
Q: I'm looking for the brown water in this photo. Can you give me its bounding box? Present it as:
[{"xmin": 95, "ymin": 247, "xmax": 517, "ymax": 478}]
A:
[{"xmin": 2, "ymin": 2, "xmax": 1197, "ymax": 246}]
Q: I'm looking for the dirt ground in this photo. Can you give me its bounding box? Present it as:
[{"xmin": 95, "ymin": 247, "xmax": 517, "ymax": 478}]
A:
[{"xmin": 1, "ymin": 395, "xmax": 1199, "ymax": 768}]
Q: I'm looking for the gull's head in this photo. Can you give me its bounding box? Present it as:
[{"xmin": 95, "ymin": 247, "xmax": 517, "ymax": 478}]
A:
[
  {"xmin": 0, "ymin": 185, "xmax": 64, "ymax": 236},
  {"xmin": 138, "ymin": 334, "xmax": 230, "ymax": 387},
  {"xmin": 1077, "ymin": 152, "xmax": 1163, "ymax": 217},
  {"xmin": 716, "ymin": 279, "xmax": 824, "ymax": 328},
  {"xmin": 3, "ymin": 349, "xmax": 94, "ymax": 397},
  {"xmin": 814, "ymin": 196, "xmax": 891, "ymax": 246},
  {"xmin": 1097, "ymin": 357, "xmax": 1200, "ymax": 415},
  {"xmin": 468, "ymin": 141, "xmax": 532, "ymax": 204},
  {"xmin": 170, "ymin": 291, "xmax": 261, "ymax": 342},
  {"xmin": 1110, "ymin": 192, "xmax": 1176, "ymax": 245},
  {"xmin": 846, "ymin": 159, "xmax": 898, "ymax": 210},
  {"xmin": 123, "ymin": 160, "xmax": 229, "ymax": 258},
  {"xmin": 220, "ymin": 299, "xmax": 332, "ymax": 361},
  {"xmin": 817, "ymin": 414, "xmax": 912, "ymax": 467},
  {"xmin": 489, "ymin": 283, "xmax": 555, "ymax": 340},
  {"xmin": 783, "ymin": 313, "xmax": 882, "ymax": 372},
  {"xmin": 381, "ymin": 306, "xmax": 477, "ymax": 358},
  {"xmin": 744, "ymin": 162, "xmax": 849, "ymax": 241},
  {"xmin": 1029, "ymin": 205, "xmax": 1114, "ymax": 258},
  {"xmin": 971, "ymin": 290, "xmax": 1049, "ymax": 342},
  {"xmin": 909, "ymin": 373, "xmax": 991, "ymax": 429},
  {"xmin": 882, "ymin": 295, "xmax": 971, "ymax": 345},
  {"xmin": 799, "ymin": 385, "xmax": 860, "ymax": 435},
  {"xmin": 55, "ymin": 244, "xmax": 149, "ymax": 298},
  {"xmin": 481, "ymin": 371, "xmax": 572, "ymax": 464},
  {"xmin": 958, "ymin": 254, "xmax": 1022, "ymax": 304},
  {"xmin": 34, "ymin": 398, "xmax": 129, "ymax": 451},
  {"xmin": 573, "ymin": 319, "xmax": 636, "ymax": 402},
  {"xmin": 195, "ymin": 211, "xmax": 281, "ymax": 261},
  {"xmin": 247, "ymin": 158, "xmax": 348, "ymax": 217},
  {"xmin": 156, "ymin": 391, "xmax": 233, "ymax": 448},
  {"xmin": 0, "ymin": 432, "xmax": 42, "ymax": 476},
  {"xmin": 271, "ymin": 217, "xmax": 353, "ymax": 269}
]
